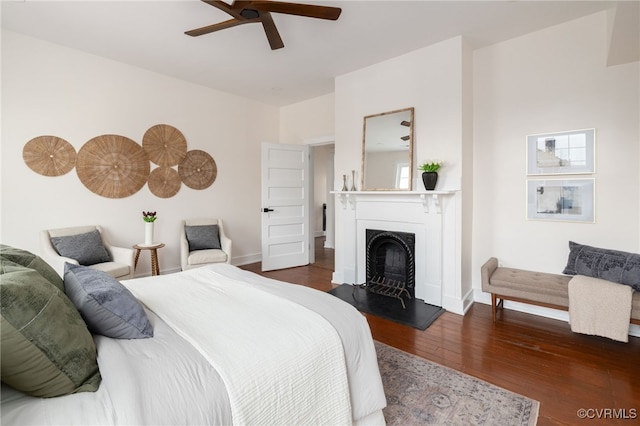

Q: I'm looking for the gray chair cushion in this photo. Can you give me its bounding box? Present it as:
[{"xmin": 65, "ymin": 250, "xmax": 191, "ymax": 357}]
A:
[
  {"xmin": 563, "ymin": 241, "xmax": 640, "ymax": 291},
  {"xmin": 185, "ymin": 224, "xmax": 221, "ymax": 251},
  {"xmin": 1, "ymin": 258, "xmax": 101, "ymax": 397},
  {"xmin": 64, "ymin": 263, "xmax": 153, "ymax": 339},
  {"xmin": 51, "ymin": 229, "xmax": 111, "ymax": 266}
]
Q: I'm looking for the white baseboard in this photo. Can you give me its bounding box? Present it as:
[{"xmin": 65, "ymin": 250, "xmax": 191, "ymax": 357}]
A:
[
  {"xmin": 231, "ymin": 253, "xmax": 261, "ymax": 266},
  {"xmin": 442, "ymin": 288, "xmax": 474, "ymax": 316}
]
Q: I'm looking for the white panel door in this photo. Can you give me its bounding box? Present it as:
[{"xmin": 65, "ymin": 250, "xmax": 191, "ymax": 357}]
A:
[{"xmin": 261, "ymin": 142, "xmax": 310, "ymax": 271}]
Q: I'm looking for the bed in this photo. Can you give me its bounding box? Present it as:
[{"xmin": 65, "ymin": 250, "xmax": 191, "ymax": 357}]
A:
[{"xmin": 1, "ymin": 258, "xmax": 387, "ymax": 425}]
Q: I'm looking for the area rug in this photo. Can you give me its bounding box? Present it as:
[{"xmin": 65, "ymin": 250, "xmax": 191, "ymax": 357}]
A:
[
  {"xmin": 329, "ymin": 284, "xmax": 445, "ymax": 330},
  {"xmin": 375, "ymin": 341, "xmax": 539, "ymax": 426}
]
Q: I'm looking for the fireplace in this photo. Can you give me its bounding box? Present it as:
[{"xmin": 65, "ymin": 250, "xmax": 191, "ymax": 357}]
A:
[
  {"xmin": 332, "ymin": 191, "xmax": 466, "ymax": 314},
  {"xmin": 364, "ymin": 229, "xmax": 415, "ymax": 308}
]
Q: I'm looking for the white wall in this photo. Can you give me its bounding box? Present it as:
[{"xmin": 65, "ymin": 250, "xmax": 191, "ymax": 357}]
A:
[
  {"xmin": 280, "ymin": 93, "xmax": 336, "ymax": 246},
  {"xmin": 335, "ymin": 37, "xmax": 467, "ymax": 193},
  {"xmin": 472, "ymin": 10, "xmax": 640, "ymax": 288},
  {"xmin": 279, "ymin": 93, "xmax": 335, "ymax": 144},
  {"xmin": 1, "ymin": 30, "xmax": 279, "ymax": 274}
]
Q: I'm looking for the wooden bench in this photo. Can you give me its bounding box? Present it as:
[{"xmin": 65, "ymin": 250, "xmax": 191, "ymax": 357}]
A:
[{"xmin": 481, "ymin": 257, "xmax": 640, "ymax": 325}]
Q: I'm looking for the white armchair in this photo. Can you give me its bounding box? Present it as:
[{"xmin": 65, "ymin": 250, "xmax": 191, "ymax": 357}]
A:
[
  {"xmin": 40, "ymin": 225, "xmax": 135, "ymax": 280},
  {"xmin": 180, "ymin": 218, "xmax": 232, "ymax": 271}
]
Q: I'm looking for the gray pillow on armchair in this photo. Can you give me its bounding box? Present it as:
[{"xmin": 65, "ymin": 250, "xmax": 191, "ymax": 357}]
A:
[
  {"xmin": 50, "ymin": 229, "xmax": 111, "ymax": 266},
  {"xmin": 185, "ymin": 224, "xmax": 221, "ymax": 251}
]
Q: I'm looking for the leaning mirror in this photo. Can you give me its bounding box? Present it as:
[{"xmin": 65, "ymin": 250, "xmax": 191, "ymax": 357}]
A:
[{"xmin": 362, "ymin": 107, "xmax": 414, "ymax": 191}]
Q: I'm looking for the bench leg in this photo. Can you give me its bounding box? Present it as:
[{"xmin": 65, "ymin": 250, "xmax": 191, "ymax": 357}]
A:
[
  {"xmin": 491, "ymin": 294, "xmax": 506, "ymax": 322},
  {"xmin": 491, "ymin": 293, "xmax": 497, "ymax": 322}
]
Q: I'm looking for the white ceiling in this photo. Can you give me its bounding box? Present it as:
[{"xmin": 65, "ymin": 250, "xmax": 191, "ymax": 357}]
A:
[{"xmin": 1, "ymin": 1, "xmax": 630, "ymax": 106}]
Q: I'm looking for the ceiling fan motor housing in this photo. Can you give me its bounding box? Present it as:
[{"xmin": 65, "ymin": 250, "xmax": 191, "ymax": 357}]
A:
[{"xmin": 240, "ymin": 8, "xmax": 260, "ymax": 19}]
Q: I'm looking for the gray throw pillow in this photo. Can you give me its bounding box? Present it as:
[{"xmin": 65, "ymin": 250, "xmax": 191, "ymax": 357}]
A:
[
  {"xmin": 185, "ymin": 224, "xmax": 221, "ymax": 251},
  {"xmin": 563, "ymin": 241, "xmax": 640, "ymax": 291},
  {"xmin": 1, "ymin": 259, "xmax": 101, "ymax": 397},
  {"xmin": 64, "ymin": 263, "xmax": 153, "ymax": 339},
  {"xmin": 51, "ymin": 229, "xmax": 111, "ymax": 266}
]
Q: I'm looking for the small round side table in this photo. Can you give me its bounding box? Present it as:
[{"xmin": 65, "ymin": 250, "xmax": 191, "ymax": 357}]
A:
[{"xmin": 133, "ymin": 243, "xmax": 165, "ymax": 276}]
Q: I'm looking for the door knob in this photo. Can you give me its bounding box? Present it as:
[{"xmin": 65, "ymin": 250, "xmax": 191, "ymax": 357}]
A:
[{"xmin": 263, "ymin": 208, "xmax": 274, "ymax": 212}]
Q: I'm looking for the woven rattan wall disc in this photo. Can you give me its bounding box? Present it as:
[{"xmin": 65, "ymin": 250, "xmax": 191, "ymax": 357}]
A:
[
  {"xmin": 76, "ymin": 135, "xmax": 150, "ymax": 198},
  {"xmin": 179, "ymin": 150, "xmax": 217, "ymax": 190},
  {"xmin": 23, "ymin": 136, "xmax": 76, "ymax": 176},
  {"xmin": 148, "ymin": 166, "xmax": 181, "ymax": 198},
  {"xmin": 142, "ymin": 124, "xmax": 187, "ymax": 167}
]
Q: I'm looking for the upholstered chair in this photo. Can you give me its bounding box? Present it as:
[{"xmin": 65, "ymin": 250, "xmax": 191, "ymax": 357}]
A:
[
  {"xmin": 40, "ymin": 225, "xmax": 135, "ymax": 280},
  {"xmin": 180, "ymin": 218, "xmax": 232, "ymax": 271}
]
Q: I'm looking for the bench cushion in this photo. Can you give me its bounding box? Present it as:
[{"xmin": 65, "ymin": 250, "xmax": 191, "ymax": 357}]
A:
[
  {"xmin": 489, "ymin": 267, "xmax": 571, "ymax": 307},
  {"xmin": 482, "ymin": 258, "xmax": 640, "ymax": 322}
]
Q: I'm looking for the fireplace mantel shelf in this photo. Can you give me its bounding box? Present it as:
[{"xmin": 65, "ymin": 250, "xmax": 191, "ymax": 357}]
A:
[{"xmin": 331, "ymin": 190, "xmax": 456, "ymax": 213}]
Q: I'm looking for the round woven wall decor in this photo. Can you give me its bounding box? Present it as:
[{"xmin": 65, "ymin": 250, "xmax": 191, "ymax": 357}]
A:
[
  {"xmin": 148, "ymin": 166, "xmax": 181, "ymax": 198},
  {"xmin": 23, "ymin": 135, "xmax": 76, "ymax": 177},
  {"xmin": 76, "ymin": 134, "xmax": 150, "ymax": 198},
  {"xmin": 142, "ymin": 124, "xmax": 187, "ymax": 167},
  {"xmin": 179, "ymin": 149, "xmax": 217, "ymax": 190}
]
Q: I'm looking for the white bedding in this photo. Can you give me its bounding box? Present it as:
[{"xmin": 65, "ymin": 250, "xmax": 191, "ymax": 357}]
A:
[
  {"xmin": 1, "ymin": 264, "xmax": 386, "ymax": 425},
  {"xmin": 125, "ymin": 266, "xmax": 352, "ymax": 425}
]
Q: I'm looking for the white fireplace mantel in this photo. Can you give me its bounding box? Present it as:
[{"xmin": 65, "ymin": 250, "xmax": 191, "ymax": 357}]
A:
[
  {"xmin": 332, "ymin": 189, "xmax": 467, "ymax": 314},
  {"xmin": 331, "ymin": 190, "xmax": 456, "ymax": 213}
]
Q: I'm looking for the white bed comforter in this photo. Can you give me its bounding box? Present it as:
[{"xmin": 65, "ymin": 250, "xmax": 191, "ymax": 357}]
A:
[
  {"xmin": 125, "ymin": 266, "xmax": 352, "ymax": 425},
  {"xmin": 1, "ymin": 264, "xmax": 386, "ymax": 426}
]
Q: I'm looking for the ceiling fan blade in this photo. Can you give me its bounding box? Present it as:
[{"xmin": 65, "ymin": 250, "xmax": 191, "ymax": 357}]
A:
[
  {"xmin": 185, "ymin": 18, "xmax": 258, "ymax": 37},
  {"xmin": 187, "ymin": 0, "xmax": 339, "ymax": 48},
  {"xmin": 250, "ymin": 1, "xmax": 341, "ymax": 20},
  {"xmin": 259, "ymin": 12, "xmax": 285, "ymax": 50},
  {"xmin": 201, "ymin": 0, "xmax": 245, "ymax": 20}
]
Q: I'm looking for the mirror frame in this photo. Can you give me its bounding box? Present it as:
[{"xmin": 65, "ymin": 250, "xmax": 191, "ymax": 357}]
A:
[{"xmin": 361, "ymin": 107, "xmax": 414, "ymax": 191}]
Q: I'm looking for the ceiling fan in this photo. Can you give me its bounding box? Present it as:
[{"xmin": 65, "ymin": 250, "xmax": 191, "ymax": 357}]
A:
[{"xmin": 185, "ymin": 0, "xmax": 342, "ymax": 50}]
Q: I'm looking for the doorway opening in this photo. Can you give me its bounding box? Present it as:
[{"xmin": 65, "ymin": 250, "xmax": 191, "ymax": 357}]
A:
[{"xmin": 310, "ymin": 142, "xmax": 335, "ymax": 268}]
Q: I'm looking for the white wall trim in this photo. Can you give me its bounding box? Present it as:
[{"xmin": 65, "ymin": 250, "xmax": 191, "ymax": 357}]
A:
[{"xmin": 304, "ymin": 135, "xmax": 335, "ymax": 145}]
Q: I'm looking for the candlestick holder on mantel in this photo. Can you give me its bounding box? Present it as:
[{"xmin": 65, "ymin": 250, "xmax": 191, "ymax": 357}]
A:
[{"xmin": 330, "ymin": 190, "xmax": 456, "ymax": 213}]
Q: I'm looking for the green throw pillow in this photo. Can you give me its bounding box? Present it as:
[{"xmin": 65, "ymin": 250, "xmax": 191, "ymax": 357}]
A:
[
  {"xmin": 0, "ymin": 262, "xmax": 101, "ymax": 397},
  {"xmin": 0, "ymin": 244, "xmax": 64, "ymax": 291}
]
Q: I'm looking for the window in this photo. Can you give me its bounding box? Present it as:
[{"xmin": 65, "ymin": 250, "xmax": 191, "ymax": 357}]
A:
[{"xmin": 395, "ymin": 162, "xmax": 410, "ymax": 189}]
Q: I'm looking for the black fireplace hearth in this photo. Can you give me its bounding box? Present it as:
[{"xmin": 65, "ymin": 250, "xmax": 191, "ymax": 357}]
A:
[{"xmin": 328, "ymin": 284, "xmax": 445, "ymax": 330}]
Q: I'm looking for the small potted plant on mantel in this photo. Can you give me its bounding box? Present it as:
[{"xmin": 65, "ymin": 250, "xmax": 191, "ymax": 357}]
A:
[{"xmin": 418, "ymin": 160, "xmax": 443, "ymax": 190}]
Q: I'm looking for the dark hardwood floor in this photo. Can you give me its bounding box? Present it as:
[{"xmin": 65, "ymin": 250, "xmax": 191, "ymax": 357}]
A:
[{"xmin": 241, "ymin": 238, "xmax": 640, "ymax": 426}]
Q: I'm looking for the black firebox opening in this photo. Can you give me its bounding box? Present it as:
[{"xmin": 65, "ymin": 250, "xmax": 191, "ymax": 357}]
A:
[{"xmin": 364, "ymin": 229, "xmax": 415, "ymax": 308}]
